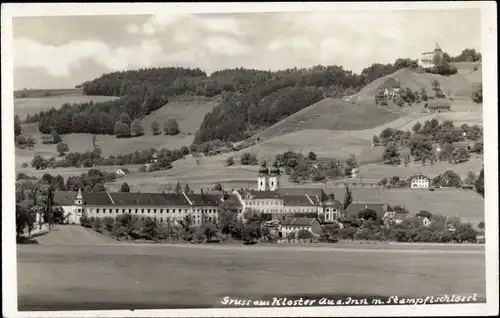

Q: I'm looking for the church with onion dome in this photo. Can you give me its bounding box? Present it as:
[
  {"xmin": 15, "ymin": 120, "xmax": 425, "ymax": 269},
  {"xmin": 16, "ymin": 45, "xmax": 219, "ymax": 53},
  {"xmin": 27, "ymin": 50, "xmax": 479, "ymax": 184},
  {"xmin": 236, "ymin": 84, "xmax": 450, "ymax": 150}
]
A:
[{"xmin": 233, "ymin": 160, "xmax": 344, "ymax": 224}]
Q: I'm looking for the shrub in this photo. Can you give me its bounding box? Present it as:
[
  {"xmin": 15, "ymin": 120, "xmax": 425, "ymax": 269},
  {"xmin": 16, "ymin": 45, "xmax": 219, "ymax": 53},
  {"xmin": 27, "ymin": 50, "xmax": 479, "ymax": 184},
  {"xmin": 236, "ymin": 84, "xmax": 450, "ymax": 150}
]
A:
[{"xmin": 240, "ymin": 152, "xmax": 258, "ymax": 165}]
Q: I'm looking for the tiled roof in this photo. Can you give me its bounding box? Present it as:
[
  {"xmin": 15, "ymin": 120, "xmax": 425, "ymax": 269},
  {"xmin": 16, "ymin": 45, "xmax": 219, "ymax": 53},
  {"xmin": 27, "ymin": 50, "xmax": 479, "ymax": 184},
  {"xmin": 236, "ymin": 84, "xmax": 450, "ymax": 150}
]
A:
[
  {"xmin": 345, "ymin": 202, "xmax": 393, "ymax": 219},
  {"xmin": 276, "ymin": 188, "xmax": 327, "ymax": 203},
  {"xmin": 187, "ymin": 193, "xmax": 222, "ymax": 206},
  {"xmin": 248, "ymin": 190, "xmax": 281, "ymax": 199},
  {"xmin": 109, "ymin": 193, "xmax": 190, "ymax": 206},
  {"xmin": 53, "ymin": 191, "xmax": 77, "ymax": 206},
  {"xmin": 411, "ymin": 174, "xmax": 431, "ymax": 180},
  {"xmin": 81, "ymin": 192, "xmax": 114, "ymax": 206},
  {"xmin": 224, "ymin": 194, "xmax": 243, "ymax": 207},
  {"xmin": 82, "ymin": 192, "xmax": 192, "ymax": 206},
  {"xmin": 282, "ymin": 195, "xmax": 314, "ymax": 206},
  {"xmin": 281, "ymin": 217, "xmax": 318, "ymax": 226}
]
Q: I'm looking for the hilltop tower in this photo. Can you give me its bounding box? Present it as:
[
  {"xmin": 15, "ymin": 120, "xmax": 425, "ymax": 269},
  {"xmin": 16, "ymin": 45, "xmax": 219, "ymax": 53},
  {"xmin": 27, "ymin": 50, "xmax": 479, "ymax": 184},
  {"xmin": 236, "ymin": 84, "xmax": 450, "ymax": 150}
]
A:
[
  {"xmin": 257, "ymin": 160, "xmax": 269, "ymax": 191},
  {"xmin": 433, "ymin": 42, "xmax": 444, "ymax": 65},
  {"xmin": 268, "ymin": 161, "xmax": 281, "ymax": 191}
]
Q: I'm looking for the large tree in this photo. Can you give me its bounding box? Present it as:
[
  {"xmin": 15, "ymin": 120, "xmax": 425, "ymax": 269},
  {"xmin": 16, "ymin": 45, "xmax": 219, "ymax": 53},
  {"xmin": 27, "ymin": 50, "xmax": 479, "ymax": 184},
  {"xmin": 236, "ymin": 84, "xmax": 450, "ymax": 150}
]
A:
[
  {"xmin": 131, "ymin": 119, "xmax": 144, "ymax": 137},
  {"xmin": 56, "ymin": 142, "xmax": 70, "ymax": 156},
  {"xmin": 114, "ymin": 121, "xmax": 131, "ymax": 138},
  {"xmin": 343, "ymin": 184, "xmax": 353, "ymax": 210},
  {"xmin": 164, "ymin": 119, "xmax": 180, "ymax": 135}
]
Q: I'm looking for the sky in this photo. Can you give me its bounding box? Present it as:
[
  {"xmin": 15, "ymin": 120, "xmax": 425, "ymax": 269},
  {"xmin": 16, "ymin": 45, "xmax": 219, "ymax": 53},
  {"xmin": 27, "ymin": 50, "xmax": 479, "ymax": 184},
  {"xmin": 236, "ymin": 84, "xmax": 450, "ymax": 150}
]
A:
[{"xmin": 11, "ymin": 9, "xmax": 482, "ymax": 90}]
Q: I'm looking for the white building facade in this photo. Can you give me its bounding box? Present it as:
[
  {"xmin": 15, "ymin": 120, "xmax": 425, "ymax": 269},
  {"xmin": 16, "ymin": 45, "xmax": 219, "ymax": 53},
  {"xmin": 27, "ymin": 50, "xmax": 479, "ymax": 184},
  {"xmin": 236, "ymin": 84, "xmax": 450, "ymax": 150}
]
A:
[{"xmin": 410, "ymin": 174, "xmax": 431, "ymax": 189}]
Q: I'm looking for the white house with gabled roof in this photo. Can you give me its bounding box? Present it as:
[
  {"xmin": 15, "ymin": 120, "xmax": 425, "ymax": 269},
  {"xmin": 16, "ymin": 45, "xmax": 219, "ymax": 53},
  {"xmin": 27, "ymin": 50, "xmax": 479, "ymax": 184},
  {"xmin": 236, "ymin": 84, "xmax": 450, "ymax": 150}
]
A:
[{"xmin": 410, "ymin": 173, "xmax": 431, "ymax": 189}]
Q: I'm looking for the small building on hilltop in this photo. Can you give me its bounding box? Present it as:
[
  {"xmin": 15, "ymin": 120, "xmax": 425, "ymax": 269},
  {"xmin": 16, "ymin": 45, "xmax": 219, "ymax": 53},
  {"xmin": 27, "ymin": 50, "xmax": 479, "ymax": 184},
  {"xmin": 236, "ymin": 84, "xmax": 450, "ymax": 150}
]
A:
[
  {"xmin": 116, "ymin": 169, "xmax": 127, "ymax": 177},
  {"xmin": 410, "ymin": 173, "xmax": 431, "ymax": 189},
  {"xmin": 417, "ymin": 43, "xmax": 444, "ymax": 69}
]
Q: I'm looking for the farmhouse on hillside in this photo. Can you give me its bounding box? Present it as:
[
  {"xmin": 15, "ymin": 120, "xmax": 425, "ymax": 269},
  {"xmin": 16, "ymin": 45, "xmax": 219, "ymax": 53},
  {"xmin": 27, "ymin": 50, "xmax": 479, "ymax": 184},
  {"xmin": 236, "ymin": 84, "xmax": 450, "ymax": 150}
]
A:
[
  {"xmin": 116, "ymin": 169, "xmax": 127, "ymax": 177},
  {"xmin": 410, "ymin": 173, "xmax": 431, "ymax": 189},
  {"xmin": 383, "ymin": 88, "xmax": 401, "ymax": 98}
]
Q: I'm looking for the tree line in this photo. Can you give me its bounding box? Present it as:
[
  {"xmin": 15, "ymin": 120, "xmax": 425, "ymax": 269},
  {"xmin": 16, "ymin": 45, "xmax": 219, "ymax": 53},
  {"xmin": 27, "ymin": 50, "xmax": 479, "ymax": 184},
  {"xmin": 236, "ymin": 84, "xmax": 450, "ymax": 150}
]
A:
[{"xmin": 28, "ymin": 143, "xmax": 190, "ymax": 170}]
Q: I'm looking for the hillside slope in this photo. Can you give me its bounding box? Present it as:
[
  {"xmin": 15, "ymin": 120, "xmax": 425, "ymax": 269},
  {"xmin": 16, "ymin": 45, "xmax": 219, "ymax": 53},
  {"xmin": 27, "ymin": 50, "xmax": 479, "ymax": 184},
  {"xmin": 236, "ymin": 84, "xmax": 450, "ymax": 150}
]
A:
[
  {"xmin": 356, "ymin": 64, "xmax": 482, "ymax": 101},
  {"xmin": 249, "ymin": 98, "xmax": 405, "ymax": 142}
]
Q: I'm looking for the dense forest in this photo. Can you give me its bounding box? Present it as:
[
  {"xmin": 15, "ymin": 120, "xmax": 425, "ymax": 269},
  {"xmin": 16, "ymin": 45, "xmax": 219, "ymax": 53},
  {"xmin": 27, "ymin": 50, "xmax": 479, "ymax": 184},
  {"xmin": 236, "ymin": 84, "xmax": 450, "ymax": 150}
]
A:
[{"xmin": 22, "ymin": 49, "xmax": 481, "ymax": 143}]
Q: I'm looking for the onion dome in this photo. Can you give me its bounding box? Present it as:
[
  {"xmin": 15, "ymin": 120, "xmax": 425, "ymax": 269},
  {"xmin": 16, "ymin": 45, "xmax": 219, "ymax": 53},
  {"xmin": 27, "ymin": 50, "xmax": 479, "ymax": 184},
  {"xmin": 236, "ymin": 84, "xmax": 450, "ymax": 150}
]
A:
[
  {"xmin": 324, "ymin": 193, "xmax": 340, "ymax": 206},
  {"xmin": 258, "ymin": 161, "xmax": 269, "ymax": 175},
  {"xmin": 269, "ymin": 161, "xmax": 280, "ymax": 176}
]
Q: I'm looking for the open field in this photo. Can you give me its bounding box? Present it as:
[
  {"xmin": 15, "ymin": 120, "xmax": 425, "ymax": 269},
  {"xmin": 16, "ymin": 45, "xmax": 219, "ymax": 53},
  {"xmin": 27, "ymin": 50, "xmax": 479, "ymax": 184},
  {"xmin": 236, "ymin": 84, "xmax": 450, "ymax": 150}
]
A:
[
  {"xmin": 355, "ymin": 154, "xmax": 484, "ymax": 180},
  {"xmin": 325, "ymin": 187, "xmax": 484, "ymax": 226},
  {"xmin": 14, "ymin": 88, "xmax": 85, "ymax": 99},
  {"xmin": 17, "ymin": 240, "xmax": 485, "ymax": 310},
  {"xmin": 15, "ymin": 96, "xmax": 218, "ymax": 165},
  {"xmin": 14, "ymin": 95, "xmax": 118, "ymax": 120}
]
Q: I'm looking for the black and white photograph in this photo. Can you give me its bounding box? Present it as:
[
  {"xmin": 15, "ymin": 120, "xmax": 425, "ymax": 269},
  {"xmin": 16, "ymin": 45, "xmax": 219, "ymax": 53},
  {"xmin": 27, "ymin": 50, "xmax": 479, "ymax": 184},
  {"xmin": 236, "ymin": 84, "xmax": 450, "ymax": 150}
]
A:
[{"xmin": 2, "ymin": 2, "xmax": 498, "ymax": 317}]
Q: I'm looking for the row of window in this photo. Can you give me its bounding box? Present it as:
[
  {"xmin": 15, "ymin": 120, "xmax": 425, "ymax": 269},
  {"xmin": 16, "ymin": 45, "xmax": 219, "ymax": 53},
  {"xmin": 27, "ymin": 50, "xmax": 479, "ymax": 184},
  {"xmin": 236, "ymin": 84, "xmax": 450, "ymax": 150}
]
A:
[
  {"xmin": 248, "ymin": 201, "xmax": 282, "ymax": 206},
  {"xmin": 120, "ymin": 216, "xmax": 220, "ymax": 223},
  {"xmin": 92, "ymin": 208, "xmax": 217, "ymax": 214}
]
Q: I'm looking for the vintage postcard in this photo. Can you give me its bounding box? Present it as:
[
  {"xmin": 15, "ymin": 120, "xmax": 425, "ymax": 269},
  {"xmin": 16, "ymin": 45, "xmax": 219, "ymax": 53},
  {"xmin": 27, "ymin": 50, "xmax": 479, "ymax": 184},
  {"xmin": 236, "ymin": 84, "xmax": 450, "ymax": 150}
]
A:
[{"xmin": 2, "ymin": 2, "xmax": 498, "ymax": 317}]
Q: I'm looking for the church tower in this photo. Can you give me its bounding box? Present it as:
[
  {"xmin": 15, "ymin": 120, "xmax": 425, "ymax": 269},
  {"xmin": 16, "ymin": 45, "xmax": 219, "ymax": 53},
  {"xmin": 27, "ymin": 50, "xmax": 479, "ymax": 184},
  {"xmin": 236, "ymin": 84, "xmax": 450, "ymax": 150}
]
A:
[
  {"xmin": 268, "ymin": 161, "xmax": 281, "ymax": 191},
  {"xmin": 257, "ymin": 160, "xmax": 269, "ymax": 191},
  {"xmin": 75, "ymin": 188, "xmax": 83, "ymax": 205}
]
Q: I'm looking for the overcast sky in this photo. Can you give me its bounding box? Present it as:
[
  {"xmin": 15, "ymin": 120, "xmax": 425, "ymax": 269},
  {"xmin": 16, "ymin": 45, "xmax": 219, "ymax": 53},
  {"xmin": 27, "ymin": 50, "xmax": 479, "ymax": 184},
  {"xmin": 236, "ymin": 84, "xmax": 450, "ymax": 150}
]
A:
[{"xmin": 12, "ymin": 9, "xmax": 481, "ymax": 90}]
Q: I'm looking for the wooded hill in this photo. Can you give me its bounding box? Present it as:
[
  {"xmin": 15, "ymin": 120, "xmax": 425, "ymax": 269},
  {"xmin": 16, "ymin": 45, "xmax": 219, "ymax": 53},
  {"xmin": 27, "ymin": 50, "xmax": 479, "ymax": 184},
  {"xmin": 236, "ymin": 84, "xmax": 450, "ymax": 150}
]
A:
[{"xmin": 23, "ymin": 49, "xmax": 481, "ymax": 146}]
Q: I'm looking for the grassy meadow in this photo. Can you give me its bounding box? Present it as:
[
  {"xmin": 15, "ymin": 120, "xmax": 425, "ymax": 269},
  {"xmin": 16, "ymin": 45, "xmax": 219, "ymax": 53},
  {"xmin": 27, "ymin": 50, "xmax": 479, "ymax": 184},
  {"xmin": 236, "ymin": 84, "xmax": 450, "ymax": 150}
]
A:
[
  {"xmin": 14, "ymin": 88, "xmax": 85, "ymax": 99},
  {"xmin": 14, "ymin": 95, "xmax": 118, "ymax": 121},
  {"xmin": 17, "ymin": 243, "xmax": 485, "ymax": 310}
]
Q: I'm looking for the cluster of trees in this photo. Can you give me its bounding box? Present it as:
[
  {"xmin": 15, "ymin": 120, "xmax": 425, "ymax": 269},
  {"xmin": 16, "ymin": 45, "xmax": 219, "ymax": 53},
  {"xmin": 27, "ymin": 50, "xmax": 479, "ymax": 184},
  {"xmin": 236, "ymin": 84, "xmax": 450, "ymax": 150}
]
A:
[
  {"xmin": 240, "ymin": 152, "xmax": 258, "ymax": 166},
  {"xmin": 29, "ymin": 144, "xmax": 190, "ymax": 170},
  {"xmin": 335, "ymin": 208, "xmax": 479, "ymax": 243},
  {"xmin": 15, "ymin": 185, "xmax": 65, "ymax": 241},
  {"xmin": 376, "ymin": 119, "xmax": 483, "ymax": 166},
  {"xmin": 80, "ymin": 213, "xmax": 221, "ymax": 243},
  {"xmin": 444, "ymin": 49, "xmax": 482, "ymax": 63},
  {"xmin": 378, "ymin": 168, "xmax": 483, "ymax": 193},
  {"xmin": 17, "ymin": 169, "xmax": 117, "ymax": 193},
  {"xmin": 272, "ymin": 150, "xmax": 356, "ymax": 183},
  {"xmin": 79, "ymin": 201, "xmax": 276, "ymax": 245},
  {"xmin": 472, "ymin": 83, "xmax": 483, "ymax": 104},
  {"xmin": 32, "ymin": 83, "xmax": 168, "ymax": 135},
  {"xmin": 375, "ymin": 87, "xmax": 427, "ymax": 107},
  {"xmin": 114, "ymin": 117, "xmax": 181, "ymax": 138}
]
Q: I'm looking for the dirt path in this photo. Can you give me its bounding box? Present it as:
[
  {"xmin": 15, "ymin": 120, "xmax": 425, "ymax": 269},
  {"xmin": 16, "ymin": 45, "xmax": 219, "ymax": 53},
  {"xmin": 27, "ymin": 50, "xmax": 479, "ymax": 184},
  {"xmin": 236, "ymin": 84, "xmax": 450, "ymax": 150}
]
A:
[{"xmin": 35, "ymin": 225, "xmax": 116, "ymax": 246}]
